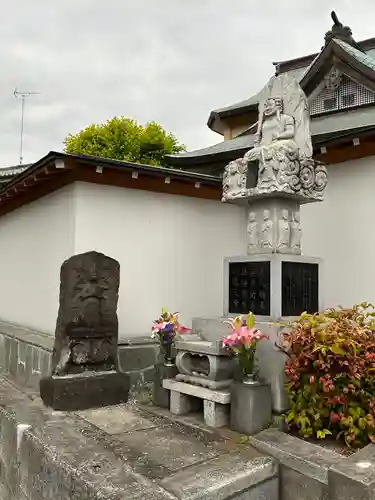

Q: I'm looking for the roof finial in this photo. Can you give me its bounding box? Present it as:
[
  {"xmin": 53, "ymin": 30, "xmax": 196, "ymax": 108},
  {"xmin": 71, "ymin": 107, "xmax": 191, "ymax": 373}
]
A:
[
  {"xmin": 331, "ymin": 11, "xmax": 342, "ymax": 28},
  {"xmin": 323, "ymin": 11, "xmax": 364, "ymax": 52}
]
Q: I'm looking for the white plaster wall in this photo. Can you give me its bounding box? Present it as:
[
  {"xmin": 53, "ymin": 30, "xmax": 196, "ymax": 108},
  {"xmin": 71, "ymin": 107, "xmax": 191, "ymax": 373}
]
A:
[
  {"xmin": 73, "ymin": 182, "xmax": 247, "ymax": 337},
  {"xmin": 301, "ymin": 155, "xmax": 375, "ymax": 309},
  {"xmin": 0, "ymin": 185, "xmax": 75, "ymax": 334}
]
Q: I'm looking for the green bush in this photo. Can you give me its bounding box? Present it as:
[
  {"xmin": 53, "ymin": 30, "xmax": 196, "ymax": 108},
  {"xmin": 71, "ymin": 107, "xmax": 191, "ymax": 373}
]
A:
[{"xmin": 278, "ymin": 304, "xmax": 375, "ymax": 447}]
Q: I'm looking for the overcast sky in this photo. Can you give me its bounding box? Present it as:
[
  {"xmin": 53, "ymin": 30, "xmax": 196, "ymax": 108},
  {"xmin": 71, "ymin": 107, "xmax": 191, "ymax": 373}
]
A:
[{"xmin": 1, "ymin": 0, "xmax": 374, "ymax": 167}]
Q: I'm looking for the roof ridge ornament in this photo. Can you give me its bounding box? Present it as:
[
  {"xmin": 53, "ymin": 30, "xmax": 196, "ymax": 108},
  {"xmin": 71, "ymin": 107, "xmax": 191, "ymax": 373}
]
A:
[{"xmin": 323, "ymin": 11, "xmax": 364, "ymax": 52}]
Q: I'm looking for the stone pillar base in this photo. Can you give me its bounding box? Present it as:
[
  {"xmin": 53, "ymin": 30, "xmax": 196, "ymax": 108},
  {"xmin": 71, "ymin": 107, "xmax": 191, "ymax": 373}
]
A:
[{"xmin": 40, "ymin": 370, "xmax": 130, "ymax": 411}]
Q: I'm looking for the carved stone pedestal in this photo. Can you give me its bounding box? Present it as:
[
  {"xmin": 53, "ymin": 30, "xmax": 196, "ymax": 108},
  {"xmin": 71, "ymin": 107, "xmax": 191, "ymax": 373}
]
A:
[
  {"xmin": 40, "ymin": 370, "xmax": 130, "ymax": 411},
  {"xmin": 246, "ymin": 197, "xmax": 302, "ymax": 255}
]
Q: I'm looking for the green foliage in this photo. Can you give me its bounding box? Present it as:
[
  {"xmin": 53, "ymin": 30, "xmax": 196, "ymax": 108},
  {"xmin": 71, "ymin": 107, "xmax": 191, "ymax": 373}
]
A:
[
  {"xmin": 278, "ymin": 303, "xmax": 375, "ymax": 448},
  {"xmin": 63, "ymin": 117, "xmax": 186, "ymax": 166}
]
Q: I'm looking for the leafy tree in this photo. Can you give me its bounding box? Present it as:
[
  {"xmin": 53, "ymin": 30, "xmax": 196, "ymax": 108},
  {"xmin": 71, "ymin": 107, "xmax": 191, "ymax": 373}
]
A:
[{"xmin": 63, "ymin": 117, "xmax": 186, "ymax": 166}]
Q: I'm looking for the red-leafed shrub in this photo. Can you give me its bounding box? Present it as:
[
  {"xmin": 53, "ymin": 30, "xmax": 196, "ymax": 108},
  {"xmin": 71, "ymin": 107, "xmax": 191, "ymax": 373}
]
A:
[{"xmin": 278, "ymin": 304, "xmax": 375, "ymax": 447}]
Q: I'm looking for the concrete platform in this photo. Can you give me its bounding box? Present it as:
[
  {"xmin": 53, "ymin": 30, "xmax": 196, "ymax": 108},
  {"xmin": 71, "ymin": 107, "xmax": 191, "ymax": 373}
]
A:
[{"xmin": 0, "ymin": 372, "xmax": 278, "ymax": 500}]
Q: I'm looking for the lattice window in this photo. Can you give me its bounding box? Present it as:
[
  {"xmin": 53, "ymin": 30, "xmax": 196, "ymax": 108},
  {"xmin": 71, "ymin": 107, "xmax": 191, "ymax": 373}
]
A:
[{"xmin": 310, "ymin": 74, "xmax": 375, "ymax": 116}]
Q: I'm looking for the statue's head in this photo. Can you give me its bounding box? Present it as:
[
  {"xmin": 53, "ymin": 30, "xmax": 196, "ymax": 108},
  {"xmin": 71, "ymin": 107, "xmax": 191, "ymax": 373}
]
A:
[
  {"xmin": 249, "ymin": 212, "xmax": 256, "ymax": 222},
  {"xmin": 263, "ymin": 97, "xmax": 283, "ymax": 117}
]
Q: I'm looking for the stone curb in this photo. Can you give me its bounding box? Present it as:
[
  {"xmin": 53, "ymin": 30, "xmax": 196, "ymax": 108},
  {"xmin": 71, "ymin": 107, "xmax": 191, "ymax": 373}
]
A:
[
  {"xmin": 249, "ymin": 428, "xmax": 375, "ymax": 500},
  {"xmin": 249, "ymin": 428, "xmax": 340, "ymax": 484}
]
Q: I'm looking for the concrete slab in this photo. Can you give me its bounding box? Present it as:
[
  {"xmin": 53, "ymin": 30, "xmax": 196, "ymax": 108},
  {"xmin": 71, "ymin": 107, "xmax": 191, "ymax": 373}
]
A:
[
  {"xmin": 0, "ymin": 372, "xmax": 278, "ymax": 500},
  {"xmin": 116, "ymin": 426, "xmax": 221, "ymax": 471},
  {"xmin": 328, "ymin": 444, "xmax": 375, "ymax": 500},
  {"xmin": 160, "ymin": 453, "xmax": 277, "ymax": 500},
  {"xmin": 77, "ymin": 405, "xmax": 161, "ymax": 434}
]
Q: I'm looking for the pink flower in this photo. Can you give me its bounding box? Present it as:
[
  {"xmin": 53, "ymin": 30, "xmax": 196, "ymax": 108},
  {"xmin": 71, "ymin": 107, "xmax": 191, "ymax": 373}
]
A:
[
  {"xmin": 152, "ymin": 321, "xmax": 167, "ymax": 333},
  {"xmin": 365, "ymin": 352, "xmax": 375, "ymax": 361},
  {"xmin": 176, "ymin": 324, "xmax": 192, "ymax": 334},
  {"xmin": 222, "ymin": 327, "xmax": 269, "ymax": 349}
]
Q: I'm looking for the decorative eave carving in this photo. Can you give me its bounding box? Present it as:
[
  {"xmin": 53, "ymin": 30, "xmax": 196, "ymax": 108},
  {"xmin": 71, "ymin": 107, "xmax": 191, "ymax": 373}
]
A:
[{"xmin": 323, "ymin": 11, "xmax": 364, "ymax": 52}]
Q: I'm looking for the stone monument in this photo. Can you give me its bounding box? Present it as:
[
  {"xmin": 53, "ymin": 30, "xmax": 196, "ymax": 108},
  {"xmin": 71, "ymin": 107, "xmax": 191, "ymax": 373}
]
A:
[
  {"xmin": 222, "ymin": 74, "xmax": 327, "ymax": 319},
  {"xmin": 40, "ymin": 251, "xmax": 130, "ymax": 411},
  {"xmin": 222, "ymin": 75, "xmax": 327, "ymax": 413},
  {"xmin": 166, "ymin": 75, "xmax": 328, "ymax": 417}
]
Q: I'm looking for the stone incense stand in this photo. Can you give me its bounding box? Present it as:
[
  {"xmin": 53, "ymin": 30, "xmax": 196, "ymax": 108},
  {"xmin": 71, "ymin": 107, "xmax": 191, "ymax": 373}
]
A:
[{"xmin": 40, "ymin": 251, "xmax": 129, "ymax": 411}]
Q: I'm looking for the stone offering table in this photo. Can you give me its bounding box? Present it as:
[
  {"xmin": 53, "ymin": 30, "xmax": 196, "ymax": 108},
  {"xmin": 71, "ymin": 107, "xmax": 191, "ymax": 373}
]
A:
[
  {"xmin": 163, "ymin": 378, "xmax": 231, "ymax": 427},
  {"xmin": 175, "ymin": 338, "xmax": 233, "ymax": 389},
  {"xmin": 158, "ymin": 334, "xmax": 234, "ymax": 428}
]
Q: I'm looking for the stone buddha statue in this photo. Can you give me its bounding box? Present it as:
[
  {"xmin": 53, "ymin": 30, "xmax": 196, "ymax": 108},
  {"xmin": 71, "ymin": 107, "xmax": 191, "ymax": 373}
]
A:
[
  {"xmin": 246, "ymin": 74, "xmax": 315, "ymax": 195},
  {"xmin": 244, "ymin": 96, "xmax": 300, "ymax": 192},
  {"xmin": 221, "ymin": 74, "xmax": 328, "ymax": 203}
]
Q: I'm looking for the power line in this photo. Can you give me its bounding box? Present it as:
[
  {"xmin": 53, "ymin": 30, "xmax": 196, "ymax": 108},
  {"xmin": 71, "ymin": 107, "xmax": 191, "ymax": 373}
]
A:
[{"xmin": 13, "ymin": 89, "xmax": 40, "ymax": 165}]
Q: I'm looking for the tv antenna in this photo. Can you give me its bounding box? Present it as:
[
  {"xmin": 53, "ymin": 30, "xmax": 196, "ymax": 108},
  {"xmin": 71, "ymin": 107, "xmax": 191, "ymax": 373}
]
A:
[{"xmin": 13, "ymin": 89, "xmax": 40, "ymax": 164}]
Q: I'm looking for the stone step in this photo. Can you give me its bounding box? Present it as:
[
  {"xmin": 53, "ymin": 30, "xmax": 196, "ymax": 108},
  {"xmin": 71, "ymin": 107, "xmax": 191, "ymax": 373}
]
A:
[{"xmin": 0, "ymin": 372, "xmax": 279, "ymax": 500}]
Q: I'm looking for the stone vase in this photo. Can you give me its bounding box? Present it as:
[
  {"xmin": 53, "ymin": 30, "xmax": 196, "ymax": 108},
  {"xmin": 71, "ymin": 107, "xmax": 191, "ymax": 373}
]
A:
[
  {"xmin": 152, "ymin": 341, "xmax": 177, "ymax": 408},
  {"xmin": 233, "ymin": 350, "xmax": 256, "ymax": 382},
  {"xmin": 161, "ymin": 341, "xmax": 174, "ymax": 367},
  {"xmin": 230, "ymin": 379, "xmax": 272, "ymax": 435},
  {"xmin": 152, "ymin": 362, "xmax": 178, "ymax": 408}
]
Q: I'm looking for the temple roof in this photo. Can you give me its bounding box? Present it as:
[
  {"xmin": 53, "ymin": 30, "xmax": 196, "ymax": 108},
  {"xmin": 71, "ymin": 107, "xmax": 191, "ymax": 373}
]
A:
[
  {"xmin": 0, "ymin": 164, "xmax": 31, "ymax": 184},
  {"xmin": 172, "ymin": 13, "xmax": 375, "ymax": 168},
  {"xmin": 207, "ymin": 14, "xmax": 375, "ymax": 136},
  {"xmin": 170, "ymin": 105, "xmax": 375, "ymax": 167}
]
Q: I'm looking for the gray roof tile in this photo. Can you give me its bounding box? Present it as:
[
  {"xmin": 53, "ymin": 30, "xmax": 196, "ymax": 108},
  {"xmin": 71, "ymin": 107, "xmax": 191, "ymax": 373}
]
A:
[
  {"xmin": 172, "ymin": 106, "xmax": 375, "ymax": 161},
  {"xmin": 172, "ymin": 134, "xmax": 254, "ymax": 159},
  {"xmin": 335, "ymin": 39, "xmax": 375, "ymax": 71},
  {"xmin": 213, "ymin": 39, "xmax": 375, "ymax": 119}
]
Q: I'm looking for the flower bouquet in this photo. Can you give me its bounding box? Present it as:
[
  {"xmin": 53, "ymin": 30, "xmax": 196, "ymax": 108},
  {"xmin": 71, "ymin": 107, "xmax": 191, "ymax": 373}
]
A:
[
  {"xmin": 151, "ymin": 307, "xmax": 191, "ymax": 366},
  {"xmin": 222, "ymin": 312, "xmax": 269, "ymax": 383}
]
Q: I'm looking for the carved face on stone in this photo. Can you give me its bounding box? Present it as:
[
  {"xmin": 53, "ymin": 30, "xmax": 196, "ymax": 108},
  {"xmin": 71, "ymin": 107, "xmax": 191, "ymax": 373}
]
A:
[
  {"xmin": 263, "ymin": 210, "xmax": 270, "ymax": 220},
  {"xmin": 263, "ymin": 98, "xmax": 282, "ymax": 117},
  {"xmin": 249, "ymin": 212, "xmax": 256, "ymax": 223},
  {"xmin": 59, "ymin": 251, "xmax": 120, "ymax": 341},
  {"xmin": 281, "ymin": 209, "xmax": 288, "ymax": 220}
]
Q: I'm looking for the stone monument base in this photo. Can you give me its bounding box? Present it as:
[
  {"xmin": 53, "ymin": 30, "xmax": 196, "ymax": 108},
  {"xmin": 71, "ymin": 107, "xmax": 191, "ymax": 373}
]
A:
[
  {"xmin": 40, "ymin": 370, "xmax": 130, "ymax": 411},
  {"xmin": 224, "ymin": 254, "xmax": 323, "ymax": 319}
]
